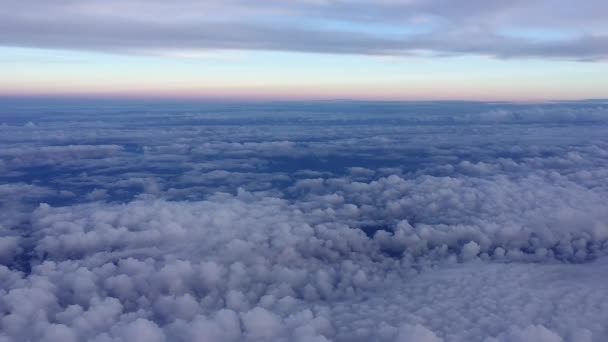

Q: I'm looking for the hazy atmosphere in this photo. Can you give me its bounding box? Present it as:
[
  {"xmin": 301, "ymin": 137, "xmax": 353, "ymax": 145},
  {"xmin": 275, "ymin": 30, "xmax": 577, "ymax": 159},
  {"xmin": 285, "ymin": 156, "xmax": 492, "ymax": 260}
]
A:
[
  {"xmin": 1, "ymin": 1, "xmax": 608, "ymax": 342},
  {"xmin": 2, "ymin": 0, "xmax": 608, "ymax": 100}
]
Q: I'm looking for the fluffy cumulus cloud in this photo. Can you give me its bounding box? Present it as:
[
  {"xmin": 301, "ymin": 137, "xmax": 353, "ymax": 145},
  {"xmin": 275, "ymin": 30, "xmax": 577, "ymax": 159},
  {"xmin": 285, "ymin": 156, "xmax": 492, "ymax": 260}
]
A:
[
  {"xmin": 1, "ymin": 0, "xmax": 608, "ymax": 60},
  {"xmin": 1, "ymin": 101, "xmax": 608, "ymax": 341}
]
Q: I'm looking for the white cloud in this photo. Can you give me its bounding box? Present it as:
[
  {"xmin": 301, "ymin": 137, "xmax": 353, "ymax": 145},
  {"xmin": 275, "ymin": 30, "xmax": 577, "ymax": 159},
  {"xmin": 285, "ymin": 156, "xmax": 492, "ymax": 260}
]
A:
[{"xmin": 2, "ymin": 102, "xmax": 608, "ymax": 341}]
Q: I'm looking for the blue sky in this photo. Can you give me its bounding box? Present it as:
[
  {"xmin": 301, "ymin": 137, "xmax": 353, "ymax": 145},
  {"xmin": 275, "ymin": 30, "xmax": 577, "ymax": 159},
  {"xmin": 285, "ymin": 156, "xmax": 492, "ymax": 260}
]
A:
[{"xmin": 1, "ymin": 0, "xmax": 607, "ymax": 100}]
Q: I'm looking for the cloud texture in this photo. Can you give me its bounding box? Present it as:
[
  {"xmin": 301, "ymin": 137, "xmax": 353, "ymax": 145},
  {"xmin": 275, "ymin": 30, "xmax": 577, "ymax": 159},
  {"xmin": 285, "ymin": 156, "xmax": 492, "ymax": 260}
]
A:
[
  {"xmin": 1, "ymin": 100, "xmax": 608, "ymax": 341},
  {"xmin": 1, "ymin": 0, "xmax": 608, "ymax": 60}
]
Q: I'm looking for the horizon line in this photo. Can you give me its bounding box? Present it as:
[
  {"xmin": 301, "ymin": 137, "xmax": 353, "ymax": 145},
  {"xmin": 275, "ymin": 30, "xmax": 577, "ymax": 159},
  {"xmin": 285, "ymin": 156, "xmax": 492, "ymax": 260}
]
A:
[{"xmin": 1, "ymin": 94, "xmax": 607, "ymax": 105}]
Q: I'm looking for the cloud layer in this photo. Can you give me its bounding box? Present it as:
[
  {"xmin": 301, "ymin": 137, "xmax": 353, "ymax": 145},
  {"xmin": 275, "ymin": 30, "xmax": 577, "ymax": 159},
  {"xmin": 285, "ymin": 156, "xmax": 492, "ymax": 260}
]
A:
[
  {"xmin": 1, "ymin": 0, "xmax": 608, "ymax": 60},
  {"xmin": 1, "ymin": 100, "xmax": 608, "ymax": 341}
]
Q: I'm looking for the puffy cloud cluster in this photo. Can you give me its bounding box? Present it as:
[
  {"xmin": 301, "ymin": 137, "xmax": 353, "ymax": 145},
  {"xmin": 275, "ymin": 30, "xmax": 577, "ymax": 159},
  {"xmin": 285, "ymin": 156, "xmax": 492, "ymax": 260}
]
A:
[
  {"xmin": 456, "ymin": 106, "xmax": 608, "ymax": 124},
  {"xmin": 2, "ymin": 191, "xmax": 608, "ymax": 341},
  {"xmin": 1, "ymin": 101, "xmax": 608, "ymax": 341},
  {"xmin": 0, "ymin": 145, "xmax": 123, "ymax": 169},
  {"xmin": 293, "ymin": 170, "xmax": 608, "ymax": 263}
]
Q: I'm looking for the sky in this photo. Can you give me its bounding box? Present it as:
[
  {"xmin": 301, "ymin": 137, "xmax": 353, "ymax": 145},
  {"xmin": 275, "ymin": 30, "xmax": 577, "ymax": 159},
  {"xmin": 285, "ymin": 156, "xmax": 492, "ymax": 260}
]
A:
[{"xmin": 1, "ymin": 0, "xmax": 608, "ymax": 101}]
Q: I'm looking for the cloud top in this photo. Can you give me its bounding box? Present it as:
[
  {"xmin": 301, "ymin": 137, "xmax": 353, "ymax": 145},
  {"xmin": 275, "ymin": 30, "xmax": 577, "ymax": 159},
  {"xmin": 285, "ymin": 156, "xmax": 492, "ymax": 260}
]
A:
[{"xmin": 1, "ymin": 101, "xmax": 608, "ymax": 341}]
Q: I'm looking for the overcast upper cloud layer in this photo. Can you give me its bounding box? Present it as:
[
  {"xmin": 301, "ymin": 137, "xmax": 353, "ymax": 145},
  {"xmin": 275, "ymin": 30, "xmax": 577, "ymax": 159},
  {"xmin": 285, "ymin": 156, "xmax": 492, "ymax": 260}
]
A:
[
  {"xmin": 1, "ymin": 0, "xmax": 608, "ymax": 60},
  {"xmin": 1, "ymin": 100, "xmax": 608, "ymax": 341}
]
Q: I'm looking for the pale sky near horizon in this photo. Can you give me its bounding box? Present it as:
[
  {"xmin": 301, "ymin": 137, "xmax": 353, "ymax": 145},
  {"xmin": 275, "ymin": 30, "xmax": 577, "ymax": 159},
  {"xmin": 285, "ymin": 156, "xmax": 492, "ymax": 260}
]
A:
[{"xmin": 1, "ymin": 0, "xmax": 607, "ymax": 101}]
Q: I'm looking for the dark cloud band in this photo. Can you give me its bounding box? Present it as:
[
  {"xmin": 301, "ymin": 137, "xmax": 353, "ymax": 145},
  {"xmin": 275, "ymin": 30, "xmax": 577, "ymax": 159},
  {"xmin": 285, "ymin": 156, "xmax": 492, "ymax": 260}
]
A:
[{"xmin": 1, "ymin": 0, "xmax": 607, "ymax": 60}]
